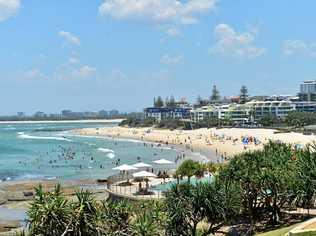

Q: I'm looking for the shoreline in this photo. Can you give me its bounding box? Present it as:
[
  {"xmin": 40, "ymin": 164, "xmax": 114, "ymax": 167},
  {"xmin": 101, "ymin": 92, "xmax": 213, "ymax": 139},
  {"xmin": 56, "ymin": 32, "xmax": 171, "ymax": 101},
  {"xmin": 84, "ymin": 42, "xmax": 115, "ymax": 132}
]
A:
[
  {"xmin": 73, "ymin": 126, "xmax": 316, "ymax": 159},
  {"xmin": 0, "ymin": 119, "xmax": 123, "ymax": 124},
  {"xmin": 69, "ymin": 131, "xmax": 219, "ymax": 164},
  {"xmin": 0, "ymin": 178, "xmax": 109, "ymax": 230}
]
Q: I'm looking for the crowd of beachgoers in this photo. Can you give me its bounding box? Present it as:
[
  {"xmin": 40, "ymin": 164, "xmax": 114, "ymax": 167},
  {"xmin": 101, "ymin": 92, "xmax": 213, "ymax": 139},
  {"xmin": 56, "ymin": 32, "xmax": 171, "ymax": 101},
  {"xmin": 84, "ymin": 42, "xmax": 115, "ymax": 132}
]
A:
[{"xmin": 75, "ymin": 126, "xmax": 316, "ymax": 161}]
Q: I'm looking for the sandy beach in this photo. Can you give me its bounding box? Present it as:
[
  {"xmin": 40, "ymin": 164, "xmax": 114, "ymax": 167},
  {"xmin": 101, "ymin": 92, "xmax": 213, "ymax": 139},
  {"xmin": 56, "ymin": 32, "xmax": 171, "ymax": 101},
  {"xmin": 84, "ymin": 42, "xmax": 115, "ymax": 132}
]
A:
[
  {"xmin": 74, "ymin": 126, "xmax": 316, "ymax": 159},
  {"xmin": 0, "ymin": 179, "xmax": 109, "ymax": 233}
]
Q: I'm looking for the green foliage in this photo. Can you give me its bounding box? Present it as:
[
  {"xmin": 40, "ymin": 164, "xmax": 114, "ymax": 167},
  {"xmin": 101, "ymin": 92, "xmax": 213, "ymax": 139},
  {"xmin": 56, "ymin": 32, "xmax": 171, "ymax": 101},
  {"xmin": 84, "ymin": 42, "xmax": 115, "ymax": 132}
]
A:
[
  {"xmin": 72, "ymin": 190, "xmax": 98, "ymax": 235},
  {"xmin": 165, "ymin": 182, "xmax": 236, "ymax": 236},
  {"xmin": 25, "ymin": 141, "xmax": 316, "ymax": 235},
  {"xmin": 219, "ymin": 142, "xmax": 297, "ymax": 230},
  {"xmin": 285, "ymin": 111, "xmax": 316, "ymax": 127},
  {"xmin": 119, "ymin": 117, "xmax": 156, "ymax": 128},
  {"xmin": 132, "ymin": 201, "xmax": 166, "ymax": 236},
  {"xmin": 154, "ymin": 96, "xmax": 164, "ymax": 108},
  {"xmin": 295, "ymin": 143, "xmax": 316, "ymax": 210},
  {"xmin": 240, "ymin": 85, "xmax": 249, "ymax": 104},
  {"xmin": 156, "ymin": 119, "xmax": 186, "ymax": 130},
  {"xmin": 210, "ymin": 85, "xmax": 221, "ymax": 103},
  {"xmin": 164, "ymin": 95, "xmax": 176, "ymax": 108},
  {"xmin": 258, "ymin": 115, "xmax": 281, "ymax": 127},
  {"xmin": 27, "ymin": 184, "xmax": 72, "ymax": 236},
  {"xmin": 175, "ymin": 160, "xmax": 203, "ymax": 182},
  {"xmin": 98, "ymin": 200, "xmax": 133, "ymax": 235}
]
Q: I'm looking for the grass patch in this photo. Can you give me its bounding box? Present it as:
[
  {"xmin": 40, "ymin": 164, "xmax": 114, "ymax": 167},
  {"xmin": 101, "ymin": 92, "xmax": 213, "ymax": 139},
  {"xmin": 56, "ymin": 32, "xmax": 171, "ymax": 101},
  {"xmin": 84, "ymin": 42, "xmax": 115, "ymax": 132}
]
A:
[{"xmin": 256, "ymin": 224, "xmax": 299, "ymax": 236}]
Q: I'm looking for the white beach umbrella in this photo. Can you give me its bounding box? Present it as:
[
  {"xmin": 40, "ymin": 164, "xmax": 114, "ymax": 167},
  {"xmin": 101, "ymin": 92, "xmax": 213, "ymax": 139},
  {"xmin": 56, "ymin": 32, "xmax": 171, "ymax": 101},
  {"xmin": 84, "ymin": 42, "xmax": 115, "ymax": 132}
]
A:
[
  {"xmin": 132, "ymin": 162, "xmax": 152, "ymax": 168},
  {"xmin": 132, "ymin": 171, "xmax": 157, "ymax": 178},
  {"xmin": 112, "ymin": 164, "xmax": 138, "ymax": 171},
  {"xmin": 153, "ymin": 159, "xmax": 174, "ymax": 165}
]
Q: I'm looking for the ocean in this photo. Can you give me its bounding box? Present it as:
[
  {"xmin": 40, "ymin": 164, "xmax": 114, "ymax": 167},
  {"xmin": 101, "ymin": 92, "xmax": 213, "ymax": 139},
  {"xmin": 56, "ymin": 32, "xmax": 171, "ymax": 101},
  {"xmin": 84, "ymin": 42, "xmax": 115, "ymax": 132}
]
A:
[{"xmin": 0, "ymin": 122, "xmax": 178, "ymax": 181}]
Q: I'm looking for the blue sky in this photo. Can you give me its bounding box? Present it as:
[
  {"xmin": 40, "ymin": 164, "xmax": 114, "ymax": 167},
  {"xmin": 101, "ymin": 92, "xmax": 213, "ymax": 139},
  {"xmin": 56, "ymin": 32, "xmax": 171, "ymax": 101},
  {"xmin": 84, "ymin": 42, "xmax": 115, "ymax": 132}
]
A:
[{"xmin": 0, "ymin": 0, "xmax": 315, "ymax": 115}]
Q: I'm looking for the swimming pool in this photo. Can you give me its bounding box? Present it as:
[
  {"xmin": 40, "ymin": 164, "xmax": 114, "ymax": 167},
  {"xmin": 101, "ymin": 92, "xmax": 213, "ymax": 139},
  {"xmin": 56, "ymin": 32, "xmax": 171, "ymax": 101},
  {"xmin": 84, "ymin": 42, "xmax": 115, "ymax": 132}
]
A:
[{"xmin": 151, "ymin": 176, "xmax": 213, "ymax": 192}]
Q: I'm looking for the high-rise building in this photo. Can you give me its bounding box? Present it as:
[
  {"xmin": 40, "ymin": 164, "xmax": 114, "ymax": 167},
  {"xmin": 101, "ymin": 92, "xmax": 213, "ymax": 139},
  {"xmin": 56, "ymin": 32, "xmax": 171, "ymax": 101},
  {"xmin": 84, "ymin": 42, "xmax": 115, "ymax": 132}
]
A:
[{"xmin": 298, "ymin": 80, "xmax": 316, "ymax": 101}]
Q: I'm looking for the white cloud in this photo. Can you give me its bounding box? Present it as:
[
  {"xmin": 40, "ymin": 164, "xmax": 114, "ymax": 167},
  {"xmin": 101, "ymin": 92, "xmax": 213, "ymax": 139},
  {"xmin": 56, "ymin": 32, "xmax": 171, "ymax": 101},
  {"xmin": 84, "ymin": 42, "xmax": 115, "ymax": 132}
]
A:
[
  {"xmin": 73, "ymin": 65, "xmax": 96, "ymax": 78},
  {"xmin": 165, "ymin": 27, "xmax": 181, "ymax": 37},
  {"xmin": 283, "ymin": 40, "xmax": 316, "ymax": 58},
  {"xmin": 161, "ymin": 54, "xmax": 183, "ymax": 65},
  {"xmin": 0, "ymin": 0, "xmax": 20, "ymax": 22},
  {"xmin": 99, "ymin": 0, "xmax": 217, "ymax": 25},
  {"xmin": 69, "ymin": 57, "xmax": 80, "ymax": 64},
  {"xmin": 23, "ymin": 69, "xmax": 46, "ymax": 80},
  {"xmin": 210, "ymin": 23, "xmax": 266, "ymax": 58},
  {"xmin": 58, "ymin": 31, "xmax": 81, "ymax": 46}
]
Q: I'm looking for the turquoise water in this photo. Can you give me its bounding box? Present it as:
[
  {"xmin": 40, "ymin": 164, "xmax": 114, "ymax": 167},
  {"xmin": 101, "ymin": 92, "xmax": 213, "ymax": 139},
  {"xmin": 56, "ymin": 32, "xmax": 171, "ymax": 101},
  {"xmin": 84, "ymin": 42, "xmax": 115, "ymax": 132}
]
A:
[
  {"xmin": 0, "ymin": 122, "xmax": 177, "ymax": 181},
  {"xmin": 151, "ymin": 176, "xmax": 213, "ymax": 192}
]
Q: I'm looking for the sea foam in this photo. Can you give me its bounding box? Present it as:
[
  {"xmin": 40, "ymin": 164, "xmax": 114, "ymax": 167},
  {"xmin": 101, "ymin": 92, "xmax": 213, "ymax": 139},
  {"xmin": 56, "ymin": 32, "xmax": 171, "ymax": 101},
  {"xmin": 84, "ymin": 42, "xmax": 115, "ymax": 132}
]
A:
[
  {"xmin": 97, "ymin": 148, "xmax": 116, "ymax": 159},
  {"xmin": 17, "ymin": 132, "xmax": 71, "ymax": 141},
  {"xmin": 97, "ymin": 148, "xmax": 114, "ymax": 153}
]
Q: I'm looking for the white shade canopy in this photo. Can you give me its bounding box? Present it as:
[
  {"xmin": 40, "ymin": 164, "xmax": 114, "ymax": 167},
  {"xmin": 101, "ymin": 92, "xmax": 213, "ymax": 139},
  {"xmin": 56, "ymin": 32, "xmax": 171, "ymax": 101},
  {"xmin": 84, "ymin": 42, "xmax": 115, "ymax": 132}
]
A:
[
  {"xmin": 112, "ymin": 164, "xmax": 138, "ymax": 171},
  {"xmin": 132, "ymin": 171, "xmax": 157, "ymax": 178},
  {"xmin": 153, "ymin": 159, "xmax": 173, "ymax": 165},
  {"xmin": 132, "ymin": 162, "xmax": 152, "ymax": 168}
]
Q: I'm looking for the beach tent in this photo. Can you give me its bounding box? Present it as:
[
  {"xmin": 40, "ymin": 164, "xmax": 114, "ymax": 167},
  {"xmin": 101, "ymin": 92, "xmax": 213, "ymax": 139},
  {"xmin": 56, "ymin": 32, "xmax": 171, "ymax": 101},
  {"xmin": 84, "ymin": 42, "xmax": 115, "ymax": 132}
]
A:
[
  {"xmin": 132, "ymin": 162, "xmax": 152, "ymax": 168},
  {"xmin": 112, "ymin": 164, "xmax": 138, "ymax": 171},
  {"xmin": 153, "ymin": 159, "xmax": 173, "ymax": 165},
  {"xmin": 132, "ymin": 171, "xmax": 157, "ymax": 178}
]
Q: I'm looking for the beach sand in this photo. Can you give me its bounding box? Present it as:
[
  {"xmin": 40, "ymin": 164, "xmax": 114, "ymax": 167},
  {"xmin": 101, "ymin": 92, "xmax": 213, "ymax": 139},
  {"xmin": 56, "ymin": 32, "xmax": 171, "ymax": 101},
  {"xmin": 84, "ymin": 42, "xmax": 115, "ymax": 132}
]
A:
[
  {"xmin": 74, "ymin": 126, "xmax": 316, "ymax": 160},
  {"xmin": 0, "ymin": 179, "xmax": 109, "ymax": 233}
]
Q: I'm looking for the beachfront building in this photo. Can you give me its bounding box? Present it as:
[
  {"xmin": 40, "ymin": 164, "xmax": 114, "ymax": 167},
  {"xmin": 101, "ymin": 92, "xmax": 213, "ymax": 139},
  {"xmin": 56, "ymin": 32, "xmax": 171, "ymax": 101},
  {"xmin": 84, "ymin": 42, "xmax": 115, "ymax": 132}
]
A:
[
  {"xmin": 190, "ymin": 100, "xmax": 316, "ymax": 123},
  {"xmin": 190, "ymin": 104, "xmax": 251, "ymax": 123},
  {"xmin": 246, "ymin": 100, "xmax": 296, "ymax": 119},
  {"xmin": 190, "ymin": 105, "xmax": 219, "ymax": 122},
  {"xmin": 144, "ymin": 107, "xmax": 191, "ymax": 122},
  {"xmin": 298, "ymin": 80, "xmax": 316, "ymax": 102}
]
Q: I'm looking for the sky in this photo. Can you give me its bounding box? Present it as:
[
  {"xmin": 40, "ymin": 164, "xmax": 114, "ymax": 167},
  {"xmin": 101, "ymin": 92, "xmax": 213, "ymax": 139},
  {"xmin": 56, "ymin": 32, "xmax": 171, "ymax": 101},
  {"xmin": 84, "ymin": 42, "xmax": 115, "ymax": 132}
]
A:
[{"xmin": 1, "ymin": 0, "xmax": 316, "ymax": 115}]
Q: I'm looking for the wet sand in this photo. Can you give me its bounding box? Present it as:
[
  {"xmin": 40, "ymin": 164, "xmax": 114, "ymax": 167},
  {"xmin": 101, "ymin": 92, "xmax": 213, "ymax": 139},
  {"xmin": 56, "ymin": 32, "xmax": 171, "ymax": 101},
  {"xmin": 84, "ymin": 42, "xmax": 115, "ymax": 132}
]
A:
[{"xmin": 0, "ymin": 179, "xmax": 109, "ymax": 233}]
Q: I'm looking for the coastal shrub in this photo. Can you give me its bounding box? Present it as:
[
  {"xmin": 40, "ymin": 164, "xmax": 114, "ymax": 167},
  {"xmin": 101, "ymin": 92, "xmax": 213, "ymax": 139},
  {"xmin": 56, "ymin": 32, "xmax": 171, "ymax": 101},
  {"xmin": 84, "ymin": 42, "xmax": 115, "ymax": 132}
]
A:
[
  {"xmin": 258, "ymin": 115, "xmax": 282, "ymax": 127},
  {"xmin": 97, "ymin": 200, "xmax": 133, "ymax": 235},
  {"xmin": 285, "ymin": 111, "xmax": 316, "ymax": 128},
  {"xmin": 175, "ymin": 160, "xmax": 203, "ymax": 182},
  {"xmin": 165, "ymin": 182, "xmax": 233, "ymax": 236},
  {"xmin": 219, "ymin": 141, "xmax": 297, "ymax": 233},
  {"xmin": 294, "ymin": 143, "xmax": 316, "ymax": 211},
  {"xmin": 27, "ymin": 184, "xmax": 72, "ymax": 236},
  {"xmin": 119, "ymin": 117, "xmax": 156, "ymax": 128},
  {"xmin": 72, "ymin": 190, "xmax": 99, "ymax": 235},
  {"xmin": 132, "ymin": 201, "xmax": 167, "ymax": 236}
]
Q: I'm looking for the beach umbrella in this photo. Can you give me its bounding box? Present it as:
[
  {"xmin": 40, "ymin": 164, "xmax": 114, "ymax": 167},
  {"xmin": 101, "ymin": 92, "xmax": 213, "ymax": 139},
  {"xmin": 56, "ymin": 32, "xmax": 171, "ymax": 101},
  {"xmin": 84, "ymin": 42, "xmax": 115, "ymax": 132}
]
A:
[
  {"xmin": 132, "ymin": 162, "xmax": 152, "ymax": 168},
  {"xmin": 113, "ymin": 164, "xmax": 138, "ymax": 184},
  {"xmin": 133, "ymin": 171, "xmax": 157, "ymax": 193},
  {"xmin": 112, "ymin": 164, "xmax": 138, "ymax": 171},
  {"xmin": 153, "ymin": 159, "xmax": 174, "ymax": 165},
  {"xmin": 132, "ymin": 171, "xmax": 157, "ymax": 178}
]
